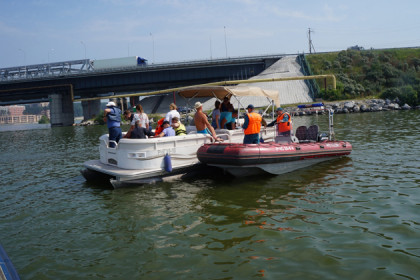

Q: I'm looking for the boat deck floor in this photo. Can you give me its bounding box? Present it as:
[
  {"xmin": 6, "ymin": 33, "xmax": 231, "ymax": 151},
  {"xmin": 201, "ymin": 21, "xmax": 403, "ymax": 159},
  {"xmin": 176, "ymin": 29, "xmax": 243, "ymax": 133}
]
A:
[
  {"xmin": 84, "ymin": 160, "xmax": 169, "ymax": 179},
  {"xmin": 83, "ymin": 160, "xmax": 203, "ymax": 182}
]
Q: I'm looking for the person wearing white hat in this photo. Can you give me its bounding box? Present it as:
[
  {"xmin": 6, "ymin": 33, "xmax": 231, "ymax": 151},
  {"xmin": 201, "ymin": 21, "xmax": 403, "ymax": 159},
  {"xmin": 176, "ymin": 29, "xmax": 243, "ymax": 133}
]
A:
[
  {"xmin": 193, "ymin": 102, "xmax": 222, "ymax": 142},
  {"xmin": 103, "ymin": 101, "xmax": 122, "ymax": 148}
]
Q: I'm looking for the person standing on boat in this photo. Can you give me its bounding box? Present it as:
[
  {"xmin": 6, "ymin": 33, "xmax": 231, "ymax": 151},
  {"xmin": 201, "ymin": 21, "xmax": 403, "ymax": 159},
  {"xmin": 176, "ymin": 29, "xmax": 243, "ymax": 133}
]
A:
[
  {"xmin": 211, "ymin": 100, "xmax": 221, "ymax": 129},
  {"xmin": 165, "ymin": 103, "xmax": 181, "ymax": 123},
  {"xmin": 194, "ymin": 102, "xmax": 222, "ymax": 142},
  {"xmin": 124, "ymin": 104, "xmax": 150, "ymax": 138},
  {"xmin": 220, "ymin": 96, "xmax": 231, "ymax": 112},
  {"xmin": 242, "ymin": 104, "xmax": 263, "ymax": 144},
  {"xmin": 267, "ymin": 107, "xmax": 292, "ymax": 136},
  {"xmin": 220, "ymin": 103, "xmax": 235, "ymax": 129},
  {"xmin": 171, "ymin": 117, "xmax": 187, "ymax": 136},
  {"xmin": 133, "ymin": 104, "xmax": 149, "ymax": 131},
  {"xmin": 103, "ymin": 101, "xmax": 122, "ymax": 148}
]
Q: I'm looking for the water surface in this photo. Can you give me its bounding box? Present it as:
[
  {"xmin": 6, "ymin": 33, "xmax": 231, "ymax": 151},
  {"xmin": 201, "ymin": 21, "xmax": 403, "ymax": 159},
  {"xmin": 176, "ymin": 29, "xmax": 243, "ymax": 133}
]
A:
[{"xmin": 1, "ymin": 111, "xmax": 419, "ymax": 279}]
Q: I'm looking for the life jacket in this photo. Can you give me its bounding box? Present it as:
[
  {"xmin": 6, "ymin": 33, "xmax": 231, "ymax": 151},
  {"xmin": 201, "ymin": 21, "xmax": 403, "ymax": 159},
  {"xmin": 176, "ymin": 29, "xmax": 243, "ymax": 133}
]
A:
[
  {"xmin": 107, "ymin": 107, "xmax": 121, "ymax": 128},
  {"xmin": 154, "ymin": 118, "xmax": 165, "ymax": 136},
  {"xmin": 174, "ymin": 123, "xmax": 187, "ymax": 136},
  {"xmin": 277, "ymin": 112, "xmax": 292, "ymax": 134},
  {"xmin": 244, "ymin": 112, "xmax": 262, "ymax": 135}
]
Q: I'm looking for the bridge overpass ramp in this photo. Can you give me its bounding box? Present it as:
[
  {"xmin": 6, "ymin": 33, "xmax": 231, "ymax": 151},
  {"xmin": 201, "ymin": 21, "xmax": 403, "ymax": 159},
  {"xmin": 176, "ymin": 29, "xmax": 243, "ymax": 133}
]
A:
[{"xmin": 237, "ymin": 55, "xmax": 313, "ymax": 106}]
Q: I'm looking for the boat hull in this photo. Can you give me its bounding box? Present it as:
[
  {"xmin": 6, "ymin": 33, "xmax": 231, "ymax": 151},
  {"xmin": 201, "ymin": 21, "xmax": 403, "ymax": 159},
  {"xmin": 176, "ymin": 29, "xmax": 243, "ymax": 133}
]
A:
[
  {"xmin": 0, "ymin": 244, "xmax": 20, "ymax": 280},
  {"xmin": 82, "ymin": 127, "xmax": 277, "ymax": 187},
  {"xmin": 197, "ymin": 141, "xmax": 352, "ymax": 177}
]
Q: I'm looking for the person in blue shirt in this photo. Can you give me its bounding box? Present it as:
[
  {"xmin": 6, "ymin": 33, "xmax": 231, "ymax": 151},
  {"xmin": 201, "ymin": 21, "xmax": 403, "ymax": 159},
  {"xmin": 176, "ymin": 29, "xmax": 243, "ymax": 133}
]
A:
[
  {"xmin": 103, "ymin": 101, "xmax": 122, "ymax": 148},
  {"xmin": 226, "ymin": 109, "xmax": 238, "ymax": 130},
  {"xmin": 220, "ymin": 104, "xmax": 236, "ymax": 129},
  {"xmin": 219, "ymin": 110, "xmax": 232, "ymax": 129},
  {"xmin": 157, "ymin": 121, "xmax": 175, "ymax": 137}
]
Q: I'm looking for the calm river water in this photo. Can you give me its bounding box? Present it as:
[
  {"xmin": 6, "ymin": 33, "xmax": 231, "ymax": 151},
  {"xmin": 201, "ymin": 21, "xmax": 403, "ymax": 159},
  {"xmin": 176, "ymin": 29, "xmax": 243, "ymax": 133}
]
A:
[{"xmin": 1, "ymin": 110, "xmax": 419, "ymax": 279}]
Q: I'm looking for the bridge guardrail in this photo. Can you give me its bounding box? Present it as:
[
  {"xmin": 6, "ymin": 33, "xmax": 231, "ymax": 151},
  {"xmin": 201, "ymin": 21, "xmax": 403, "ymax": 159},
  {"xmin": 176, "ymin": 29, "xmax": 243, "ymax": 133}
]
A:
[{"xmin": 0, "ymin": 54, "xmax": 286, "ymax": 83}]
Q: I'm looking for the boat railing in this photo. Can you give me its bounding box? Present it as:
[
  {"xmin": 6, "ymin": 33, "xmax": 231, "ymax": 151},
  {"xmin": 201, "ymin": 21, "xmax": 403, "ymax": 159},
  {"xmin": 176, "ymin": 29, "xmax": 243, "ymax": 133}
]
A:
[{"xmin": 108, "ymin": 140, "xmax": 118, "ymax": 149}]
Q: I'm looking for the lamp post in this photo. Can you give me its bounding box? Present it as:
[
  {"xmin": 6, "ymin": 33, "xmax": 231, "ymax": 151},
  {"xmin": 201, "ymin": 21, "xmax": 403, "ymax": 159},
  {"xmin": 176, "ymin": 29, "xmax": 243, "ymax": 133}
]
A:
[
  {"xmin": 224, "ymin": 26, "xmax": 228, "ymax": 58},
  {"xmin": 18, "ymin": 48, "xmax": 26, "ymax": 65},
  {"xmin": 128, "ymin": 42, "xmax": 133, "ymax": 56},
  {"xmin": 150, "ymin": 33, "xmax": 155, "ymax": 64},
  {"xmin": 48, "ymin": 48, "xmax": 55, "ymax": 63},
  {"xmin": 209, "ymin": 36, "xmax": 213, "ymax": 60},
  {"xmin": 80, "ymin": 41, "xmax": 86, "ymax": 59}
]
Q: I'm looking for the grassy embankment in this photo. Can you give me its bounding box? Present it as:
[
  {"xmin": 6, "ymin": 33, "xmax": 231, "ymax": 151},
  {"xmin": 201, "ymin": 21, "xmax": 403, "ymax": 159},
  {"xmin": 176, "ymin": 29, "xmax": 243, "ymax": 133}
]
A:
[{"xmin": 306, "ymin": 48, "xmax": 420, "ymax": 106}]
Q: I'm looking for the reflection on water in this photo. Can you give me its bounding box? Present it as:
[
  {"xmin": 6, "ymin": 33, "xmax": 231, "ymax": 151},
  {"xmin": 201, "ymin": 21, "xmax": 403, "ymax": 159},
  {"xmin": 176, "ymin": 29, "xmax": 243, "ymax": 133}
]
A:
[
  {"xmin": 0, "ymin": 123, "xmax": 50, "ymax": 131},
  {"xmin": 0, "ymin": 111, "xmax": 419, "ymax": 279}
]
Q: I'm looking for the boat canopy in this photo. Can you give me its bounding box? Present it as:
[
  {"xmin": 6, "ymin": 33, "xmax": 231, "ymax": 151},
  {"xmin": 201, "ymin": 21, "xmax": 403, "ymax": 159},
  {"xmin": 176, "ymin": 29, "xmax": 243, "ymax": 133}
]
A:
[{"xmin": 177, "ymin": 86, "xmax": 280, "ymax": 107}]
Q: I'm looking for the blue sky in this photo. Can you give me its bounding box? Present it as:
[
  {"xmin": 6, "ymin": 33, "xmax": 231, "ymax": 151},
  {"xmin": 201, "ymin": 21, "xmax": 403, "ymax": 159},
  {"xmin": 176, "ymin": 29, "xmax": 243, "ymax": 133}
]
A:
[{"xmin": 1, "ymin": 0, "xmax": 419, "ymax": 68}]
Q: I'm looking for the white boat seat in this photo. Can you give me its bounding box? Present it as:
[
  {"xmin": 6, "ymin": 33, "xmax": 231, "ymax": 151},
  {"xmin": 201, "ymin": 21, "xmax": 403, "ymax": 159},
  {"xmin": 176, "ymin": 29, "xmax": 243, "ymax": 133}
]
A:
[{"xmin": 215, "ymin": 128, "xmax": 230, "ymax": 134}]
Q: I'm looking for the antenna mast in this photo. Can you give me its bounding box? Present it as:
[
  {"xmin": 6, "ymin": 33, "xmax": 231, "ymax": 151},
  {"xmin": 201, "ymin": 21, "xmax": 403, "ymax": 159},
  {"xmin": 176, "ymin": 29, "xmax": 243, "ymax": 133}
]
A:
[{"xmin": 308, "ymin": 28, "xmax": 316, "ymax": 54}]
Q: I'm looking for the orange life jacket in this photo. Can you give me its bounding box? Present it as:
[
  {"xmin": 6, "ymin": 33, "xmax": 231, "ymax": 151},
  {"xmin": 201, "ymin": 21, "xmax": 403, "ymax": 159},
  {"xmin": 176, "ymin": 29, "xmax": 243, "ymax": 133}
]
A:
[
  {"xmin": 244, "ymin": 112, "xmax": 262, "ymax": 135},
  {"xmin": 277, "ymin": 112, "xmax": 292, "ymax": 134},
  {"xmin": 154, "ymin": 118, "xmax": 165, "ymax": 136}
]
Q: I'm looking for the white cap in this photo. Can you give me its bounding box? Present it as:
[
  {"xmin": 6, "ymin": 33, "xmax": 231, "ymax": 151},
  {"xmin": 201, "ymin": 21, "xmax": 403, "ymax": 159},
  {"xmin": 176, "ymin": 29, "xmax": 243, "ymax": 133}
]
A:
[
  {"xmin": 106, "ymin": 101, "xmax": 116, "ymax": 107},
  {"xmin": 194, "ymin": 102, "xmax": 203, "ymax": 109}
]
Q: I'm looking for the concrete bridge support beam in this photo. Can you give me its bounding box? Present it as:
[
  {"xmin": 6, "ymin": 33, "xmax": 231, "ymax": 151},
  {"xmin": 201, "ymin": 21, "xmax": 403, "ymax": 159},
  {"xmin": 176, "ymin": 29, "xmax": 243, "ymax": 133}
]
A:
[
  {"xmin": 129, "ymin": 96, "xmax": 140, "ymax": 109},
  {"xmin": 110, "ymin": 98, "xmax": 129, "ymax": 112},
  {"xmin": 82, "ymin": 100, "xmax": 101, "ymax": 121},
  {"xmin": 49, "ymin": 92, "xmax": 74, "ymax": 126}
]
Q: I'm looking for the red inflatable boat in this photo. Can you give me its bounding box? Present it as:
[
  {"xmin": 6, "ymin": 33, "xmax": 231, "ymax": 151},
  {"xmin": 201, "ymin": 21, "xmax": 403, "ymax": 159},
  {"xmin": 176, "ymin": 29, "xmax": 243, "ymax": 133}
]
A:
[{"xmin": 197, "ymin": 140, "xmax": 352, "ymax": 177}]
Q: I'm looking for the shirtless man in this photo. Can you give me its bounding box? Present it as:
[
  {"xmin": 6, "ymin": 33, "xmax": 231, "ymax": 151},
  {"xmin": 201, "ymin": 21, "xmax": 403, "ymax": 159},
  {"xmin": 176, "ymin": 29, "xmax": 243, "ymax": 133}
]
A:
[{"xmin": 193, "ymin": 102, "xmax": 222, "ymax": 142}]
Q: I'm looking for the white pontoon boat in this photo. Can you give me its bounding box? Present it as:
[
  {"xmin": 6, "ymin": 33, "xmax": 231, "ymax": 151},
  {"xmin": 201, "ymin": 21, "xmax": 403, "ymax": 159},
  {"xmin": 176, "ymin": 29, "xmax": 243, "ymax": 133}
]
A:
[{"xmin": 82, "ymin": 86, "xmax": 279, "ymax": 187}]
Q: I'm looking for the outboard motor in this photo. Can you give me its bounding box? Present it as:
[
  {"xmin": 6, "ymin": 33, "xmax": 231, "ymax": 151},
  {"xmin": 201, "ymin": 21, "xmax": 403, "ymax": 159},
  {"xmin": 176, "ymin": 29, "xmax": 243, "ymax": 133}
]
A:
[{"xmin": 318, "ymin": 132, "xmax": 328, "ymax": 142}]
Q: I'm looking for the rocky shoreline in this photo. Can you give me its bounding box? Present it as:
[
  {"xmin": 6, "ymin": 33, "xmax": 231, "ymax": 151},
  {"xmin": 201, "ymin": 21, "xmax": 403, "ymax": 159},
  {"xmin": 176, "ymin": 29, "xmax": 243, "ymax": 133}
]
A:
[
  {"xmin": 287, "ymin": 99, "xmax": 420, "ymax": 116},
  {"xmin": 76, "ymin": 98, "xmax": 419, "ymax": 126}
]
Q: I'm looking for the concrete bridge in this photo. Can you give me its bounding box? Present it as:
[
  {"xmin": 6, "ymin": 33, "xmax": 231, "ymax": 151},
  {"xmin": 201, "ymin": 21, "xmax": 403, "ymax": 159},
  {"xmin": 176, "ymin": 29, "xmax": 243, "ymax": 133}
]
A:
[{"xmin": 0, "ymin": 54, "xmax": 321, "ymax": 126}]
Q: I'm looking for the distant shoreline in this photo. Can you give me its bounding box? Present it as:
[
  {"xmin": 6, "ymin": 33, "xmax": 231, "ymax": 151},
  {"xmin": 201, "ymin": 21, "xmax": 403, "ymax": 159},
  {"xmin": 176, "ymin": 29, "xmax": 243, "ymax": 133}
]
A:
[{"xmin": 285, "ymin": 99, "xmax": 419, "ymax": 116}]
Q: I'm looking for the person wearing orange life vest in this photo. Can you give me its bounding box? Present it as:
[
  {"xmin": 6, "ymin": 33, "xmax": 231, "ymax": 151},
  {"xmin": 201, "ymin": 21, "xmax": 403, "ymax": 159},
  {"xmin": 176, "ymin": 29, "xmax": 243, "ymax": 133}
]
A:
[
  {"xmin": 242, "ymin": 104, "xmax": 265, "ymax": 144},
  {"xmin": 154, "ymin": 118, "xmax": 165, "ymax": 137},
  {"xmin": 267, "ymin": 107, "xmax": 292, "ymax": 136}
]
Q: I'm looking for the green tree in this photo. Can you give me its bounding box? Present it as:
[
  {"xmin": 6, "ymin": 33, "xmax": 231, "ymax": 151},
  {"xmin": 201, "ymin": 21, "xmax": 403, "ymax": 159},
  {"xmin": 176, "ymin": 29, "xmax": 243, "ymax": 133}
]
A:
[
  {"xmin": 38, "ymin": 115, "xmax": 50, "ymax": 124},
  {"xmin": 400, "ymin": 85, "xmax": 418, "ymax": 105},
  {"xmin": 94, "ymin": 111, "xmax": 105, "ymax": 125},
  {"xmin": 307, "ymin": 48, "xmax": 420, "ymax": 105}
]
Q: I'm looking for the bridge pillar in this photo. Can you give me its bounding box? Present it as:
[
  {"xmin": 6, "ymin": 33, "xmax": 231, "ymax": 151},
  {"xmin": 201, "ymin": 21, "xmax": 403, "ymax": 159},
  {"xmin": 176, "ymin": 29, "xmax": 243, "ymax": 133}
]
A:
[
  {"xmin": 49, "ymin": 92, "xmax": 74, "ymax": 126},
  {"xmin": 129, "ymin": 96, "xmax": 140, "ymax": 108},
  {"xmin": 110, "ymin": 98, "xmax": 129, "ymax": 112},
  {"xmin": 81, "ymin": 100, "xmax": 101, "ymax": 121}
]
